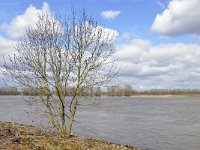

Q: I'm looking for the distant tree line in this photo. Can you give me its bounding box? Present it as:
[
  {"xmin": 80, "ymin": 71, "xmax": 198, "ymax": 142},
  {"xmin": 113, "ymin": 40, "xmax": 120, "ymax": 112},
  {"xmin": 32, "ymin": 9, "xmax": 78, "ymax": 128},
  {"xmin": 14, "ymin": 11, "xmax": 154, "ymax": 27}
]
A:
[
  {"xmin": 0, "ymin": 87, "xmax": 20, "ymax": 95},
  {"xmin": 0, "ymin": 86, "xmax": 101, "ymax": 96},
  {"xmin": 106, "ymin": 85, "xmax": 135, "ymax": 96},
  {"xmin": 1, "ymin": 86, "xmax": 200, "ymax": 96},
  {"xmin": 137, "ymin": 89, "xmax": 200, "ymax": 96}
]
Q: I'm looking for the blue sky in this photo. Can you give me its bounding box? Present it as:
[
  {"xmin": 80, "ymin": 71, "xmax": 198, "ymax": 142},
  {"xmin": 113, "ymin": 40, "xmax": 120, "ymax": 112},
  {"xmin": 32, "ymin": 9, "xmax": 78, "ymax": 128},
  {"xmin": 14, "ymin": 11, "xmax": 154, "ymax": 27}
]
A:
[
  {"xmin": 1, "ymin": 0, "xmax": 200, "ymax": 90},
  {"xmin": 0, "ymin": 0, "xmax": 186, "ymax": 44},
  {"xmin": 0, "ymin": 0, "xmax": 185, "ymax": 42}
]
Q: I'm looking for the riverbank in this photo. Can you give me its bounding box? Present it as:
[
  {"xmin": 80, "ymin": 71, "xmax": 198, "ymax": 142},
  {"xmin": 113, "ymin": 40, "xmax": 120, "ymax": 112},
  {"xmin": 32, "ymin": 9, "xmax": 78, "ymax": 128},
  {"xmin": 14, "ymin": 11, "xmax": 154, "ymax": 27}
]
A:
[
  {"xmin": 0, "ymin": 121, "xmax": 141, "ymax": 150},
  {"xmin": 130, "ymin": 94, "xmax": 200, "ymax": 98}
]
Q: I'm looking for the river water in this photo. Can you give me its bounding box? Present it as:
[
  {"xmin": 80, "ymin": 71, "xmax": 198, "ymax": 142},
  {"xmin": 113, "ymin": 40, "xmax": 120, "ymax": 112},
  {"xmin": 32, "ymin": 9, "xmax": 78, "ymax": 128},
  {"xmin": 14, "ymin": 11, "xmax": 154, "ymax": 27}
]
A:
[{"xmin": 0, "ymin": 96, "xmax": 200, "ymax": 150}]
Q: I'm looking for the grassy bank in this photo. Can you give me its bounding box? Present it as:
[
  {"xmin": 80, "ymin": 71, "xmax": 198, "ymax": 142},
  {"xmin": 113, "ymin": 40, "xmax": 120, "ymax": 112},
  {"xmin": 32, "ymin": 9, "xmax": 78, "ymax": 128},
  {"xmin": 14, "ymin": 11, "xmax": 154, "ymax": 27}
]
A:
[{"xmin": 0, "ymin": 121, "xmax": 140, "ymax": 150}]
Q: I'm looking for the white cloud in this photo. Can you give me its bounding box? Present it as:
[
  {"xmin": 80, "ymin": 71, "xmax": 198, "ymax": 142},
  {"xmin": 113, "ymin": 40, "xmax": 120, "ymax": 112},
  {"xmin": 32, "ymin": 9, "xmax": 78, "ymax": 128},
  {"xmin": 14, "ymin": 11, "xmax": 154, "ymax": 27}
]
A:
[
  {"xmin": 0, "ymin": 2, "xmax": 51, "ymax": 67},
  {"xmin": 0, "ymin": 36, "xmax": 16, "ymax": 65},
  {"xmin": 156, "ymin": 1, "xmax": 165, "ymax": 9},
  {"xmin": 151, "ymin": 0, "xmax": 200, "ymax": 36},
  {"xmin": 114, "ymin": 39, "xmax": 200, "ymax": 90},
  {"xmin": 0, "ymin": 2, "xmax": 50, "ymax": 40},
  {"xmin": 121, "ymin": 27, "xmax": 140, "ymax": 41},
  {"xmin": 114, "ymin": 39, "xmax": 150, "ymax": 62},
  {"xmin": 0, "ymin": 36, "xmax": 15, "ymax": 51},
  {"xmin": 97, "ymin": 26, "xmax": 118, "ymax": 40},
  {"xmin": 101, "ymin": 10, "xmax": 121, "ymax": 19},
  {"xmin": 73, "ymin": 21, "xmax": 118, "ymax": 44}
]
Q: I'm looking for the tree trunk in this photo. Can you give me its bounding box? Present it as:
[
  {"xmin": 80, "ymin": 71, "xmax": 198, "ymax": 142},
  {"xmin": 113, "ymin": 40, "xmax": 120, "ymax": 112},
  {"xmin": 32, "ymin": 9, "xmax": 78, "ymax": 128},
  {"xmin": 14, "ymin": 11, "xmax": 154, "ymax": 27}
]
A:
[
  {"xmin": 61, "ymin": 102, "xmax": 67, "ymax": 135},
  {"xmin": 67, "ymin": 97, "xmax": 78, "ymax": 138}
]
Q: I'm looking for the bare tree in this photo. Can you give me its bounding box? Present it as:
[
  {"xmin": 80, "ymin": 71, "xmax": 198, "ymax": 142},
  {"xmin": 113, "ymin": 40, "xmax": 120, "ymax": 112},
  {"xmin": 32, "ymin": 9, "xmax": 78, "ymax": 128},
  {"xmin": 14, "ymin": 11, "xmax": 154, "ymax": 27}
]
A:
[
  {"xmin": 4, "ymin": 10, "xmax": 117, "ymax": 138},
  {"xmin": 123, "ymin": 85, "xmax": 133, "ymax": 96},
  {"xmin": 107, "ymin": 84, "xmax": 133, "ymax": 96}
]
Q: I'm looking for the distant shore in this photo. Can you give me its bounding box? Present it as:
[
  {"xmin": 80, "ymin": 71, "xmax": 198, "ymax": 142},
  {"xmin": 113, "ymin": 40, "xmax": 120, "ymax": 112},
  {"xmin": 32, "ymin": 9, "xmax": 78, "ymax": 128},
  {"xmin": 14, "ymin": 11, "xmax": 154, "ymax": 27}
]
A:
[
  {"xmin": 1, "ymin": 86, "xmax": 200, "ymax": 97},
  {"xmin": 129, "ymin": 94, "xmax": 200, "ymax": 97},
  {"xmin": 1, "ymin": 94, "xmax": 200, "ymax": 97},
  {"xmin": 0, "ymin": 121, "xmax": 141, "ymax": 150}
]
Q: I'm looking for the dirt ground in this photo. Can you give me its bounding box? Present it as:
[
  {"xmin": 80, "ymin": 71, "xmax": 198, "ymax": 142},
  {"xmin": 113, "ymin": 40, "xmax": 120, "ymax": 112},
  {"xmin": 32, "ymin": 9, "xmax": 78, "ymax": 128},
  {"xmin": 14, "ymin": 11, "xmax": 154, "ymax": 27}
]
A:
[{"xmin": 0, "ymin": 121, "xmax": 141, "ymax": 150}]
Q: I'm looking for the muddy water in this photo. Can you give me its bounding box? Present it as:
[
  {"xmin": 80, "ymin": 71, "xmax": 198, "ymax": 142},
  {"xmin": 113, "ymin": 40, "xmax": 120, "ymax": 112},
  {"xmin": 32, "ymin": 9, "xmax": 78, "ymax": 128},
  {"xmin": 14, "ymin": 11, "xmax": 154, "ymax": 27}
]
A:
[{"xmin": 0, "ymin": 96, "xmax": 200, "ymax": 150}]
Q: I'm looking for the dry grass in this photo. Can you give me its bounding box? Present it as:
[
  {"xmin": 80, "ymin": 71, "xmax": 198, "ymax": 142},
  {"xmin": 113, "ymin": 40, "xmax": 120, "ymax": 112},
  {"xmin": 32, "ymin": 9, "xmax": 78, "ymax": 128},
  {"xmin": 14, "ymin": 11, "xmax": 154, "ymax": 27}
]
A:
[{"xmin": 0, "ymin": 121, "xmax": 141, "ymax": 150}]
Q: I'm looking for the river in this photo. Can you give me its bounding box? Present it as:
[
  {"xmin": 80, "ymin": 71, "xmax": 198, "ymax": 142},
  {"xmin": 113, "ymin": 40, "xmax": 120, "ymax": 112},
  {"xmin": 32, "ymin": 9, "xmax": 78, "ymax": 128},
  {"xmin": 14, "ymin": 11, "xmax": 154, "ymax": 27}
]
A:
[{"xmin": 0, "ymin": 96, "xmax": 200, "ymax": 150}]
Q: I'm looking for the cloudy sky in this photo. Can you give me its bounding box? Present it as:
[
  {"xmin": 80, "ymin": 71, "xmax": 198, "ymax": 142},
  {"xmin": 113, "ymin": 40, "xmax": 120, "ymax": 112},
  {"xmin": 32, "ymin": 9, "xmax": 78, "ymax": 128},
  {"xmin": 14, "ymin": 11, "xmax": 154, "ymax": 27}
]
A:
[{"xmin": 0, "ymin": 0, "xmax": 200, "ymax": 90}]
